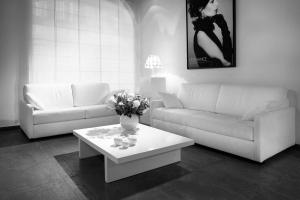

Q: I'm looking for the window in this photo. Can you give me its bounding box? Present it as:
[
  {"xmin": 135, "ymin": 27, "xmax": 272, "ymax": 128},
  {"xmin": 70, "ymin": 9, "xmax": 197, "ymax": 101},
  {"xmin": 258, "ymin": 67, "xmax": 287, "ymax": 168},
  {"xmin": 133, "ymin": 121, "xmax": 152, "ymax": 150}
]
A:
[{"xmin": 30, "ymin": 0, "xmax": 135, "ymax": 91}]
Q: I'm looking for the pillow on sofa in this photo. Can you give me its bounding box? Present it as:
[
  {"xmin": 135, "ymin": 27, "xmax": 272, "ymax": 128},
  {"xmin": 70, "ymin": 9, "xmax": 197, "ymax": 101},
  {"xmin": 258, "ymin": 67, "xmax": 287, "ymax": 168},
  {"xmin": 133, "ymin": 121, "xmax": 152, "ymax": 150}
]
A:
[
  {"xmin": 25, "ymin": 93, "xmax": 45, "ymax": 110},
  {"xmin": 241, "ymin": 98, "xmax": 289, "ymax": 120},
  {"xmin": 159, "ymin": 92, "xmax": 183, "ymax": 108}
]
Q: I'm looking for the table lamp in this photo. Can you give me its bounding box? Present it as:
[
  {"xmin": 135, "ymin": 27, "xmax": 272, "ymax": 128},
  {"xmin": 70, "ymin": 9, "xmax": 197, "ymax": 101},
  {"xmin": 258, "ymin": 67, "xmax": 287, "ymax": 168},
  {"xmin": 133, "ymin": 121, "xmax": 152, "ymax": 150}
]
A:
[{"xmin": 144, "ymin": 55, "xmax": 166, "ymax": 98}]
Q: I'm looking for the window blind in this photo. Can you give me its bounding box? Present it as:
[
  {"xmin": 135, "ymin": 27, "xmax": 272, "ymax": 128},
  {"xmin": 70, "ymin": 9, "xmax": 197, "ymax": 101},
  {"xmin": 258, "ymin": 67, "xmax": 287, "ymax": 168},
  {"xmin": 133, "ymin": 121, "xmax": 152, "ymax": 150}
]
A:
[{"xmin": 30, "ymin": 0, "xmax": 135, "ymax": 91}]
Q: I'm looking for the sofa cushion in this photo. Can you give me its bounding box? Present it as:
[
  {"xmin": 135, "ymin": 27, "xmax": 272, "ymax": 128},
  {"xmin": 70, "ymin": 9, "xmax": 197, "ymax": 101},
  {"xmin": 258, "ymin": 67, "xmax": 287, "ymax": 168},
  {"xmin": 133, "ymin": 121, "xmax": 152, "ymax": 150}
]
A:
[
  {"xmin": 24, "ymin": 84, "xmax": 73, "ymax": 110},
  {"xmin": 241, "ymin": 98, "xmax": 290, "ymax": 120},
  {"xmin": 72, "ymin": 82, "xmax": 110, "ymax": 107},
  {"xmin": 186, "ymin": 111, "xmax": 254, "ymax": 141},
  {"xmin": 83, "ymin": 105, "xmax": 117, "ymax": 119},
  {"xmin": 216, "ymin": 84, "xmax": 288, "ymax": 117},
  {"xmin": 25, "ymin": 93, "xmax": 46, "ymax": 110},
  {"xmin": 152, "ymin": 108, "xmax": 254, "ymax": 141},
  {"xmin": 33, "ymin": 108, "xmax": 85, "ymax": 125},
  {"xmin": 178, "ymin": 83, "xmax": 220, "ymax": 112},
  {"xmin": 152, "ymin": 108, "xmax": 200, "ymax": 124},
  {"xmin": 159, "ymin": 92, "xmax": 183, "ymax": 108}
]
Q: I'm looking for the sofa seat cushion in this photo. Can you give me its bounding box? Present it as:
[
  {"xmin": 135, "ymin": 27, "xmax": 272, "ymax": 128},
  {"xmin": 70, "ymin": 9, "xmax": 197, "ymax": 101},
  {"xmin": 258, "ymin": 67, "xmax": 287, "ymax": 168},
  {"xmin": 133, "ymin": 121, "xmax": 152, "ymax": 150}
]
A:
[
  {"xmin": 152, "ymin": 108, "xmax": 254, "ymax": 141},
  {"xmin": 152, "ymin": 108, "xmax": 201, "ymax": 125},
  {"xmin": 186, "ymin": 111, "xmax": 254, "ymax": 141},
  {"xmin": 83, "ymin": 105, "xmax": 117, "ymax": 119},
  {"xmin": 33, "ymin": 108, "xmax": 85, "ymax": 125}
]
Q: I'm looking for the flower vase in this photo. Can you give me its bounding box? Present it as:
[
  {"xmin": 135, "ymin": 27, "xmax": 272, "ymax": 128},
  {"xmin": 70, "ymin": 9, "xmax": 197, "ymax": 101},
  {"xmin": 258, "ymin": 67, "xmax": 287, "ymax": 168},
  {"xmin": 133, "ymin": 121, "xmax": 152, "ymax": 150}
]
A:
[{"xmin": 120, "ymin": 114, "xmax": 139, "ymax": 131}]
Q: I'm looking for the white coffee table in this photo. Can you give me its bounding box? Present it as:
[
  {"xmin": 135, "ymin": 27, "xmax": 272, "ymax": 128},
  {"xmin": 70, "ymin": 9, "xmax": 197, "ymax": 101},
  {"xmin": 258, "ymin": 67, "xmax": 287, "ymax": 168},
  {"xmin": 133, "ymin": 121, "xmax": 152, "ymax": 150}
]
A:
[{"xmin": 73, "ymin": 124, "xmax": 194, "ymax": 183}]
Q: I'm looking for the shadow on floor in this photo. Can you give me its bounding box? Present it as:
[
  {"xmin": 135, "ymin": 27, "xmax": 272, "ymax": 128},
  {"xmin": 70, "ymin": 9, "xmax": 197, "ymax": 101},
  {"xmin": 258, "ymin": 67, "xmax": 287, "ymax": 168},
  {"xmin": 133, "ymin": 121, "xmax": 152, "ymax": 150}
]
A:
[{"xmin": 55, "ymin": 152, "xmax": 191, "ymax": 200}]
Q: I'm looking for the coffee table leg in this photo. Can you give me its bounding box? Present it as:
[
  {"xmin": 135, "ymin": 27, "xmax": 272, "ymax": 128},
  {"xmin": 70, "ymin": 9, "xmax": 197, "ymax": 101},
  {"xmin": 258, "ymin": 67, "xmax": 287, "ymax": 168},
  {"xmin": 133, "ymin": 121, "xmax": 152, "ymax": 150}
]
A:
[
  {"xmin": 104, "ymin": 149, "xmax": 181, "ymax": 183},
  {"xmin": 79, "ymin": 139, "xmax": 100, "ymax": 159}
]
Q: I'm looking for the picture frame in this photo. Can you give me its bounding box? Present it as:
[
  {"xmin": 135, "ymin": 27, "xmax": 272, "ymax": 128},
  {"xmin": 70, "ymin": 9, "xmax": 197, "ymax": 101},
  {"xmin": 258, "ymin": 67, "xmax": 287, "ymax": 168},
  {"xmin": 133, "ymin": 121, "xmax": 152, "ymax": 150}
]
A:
[{"xmin": 186, "ymin": 0, "xmax": 236, "ymax": 69}]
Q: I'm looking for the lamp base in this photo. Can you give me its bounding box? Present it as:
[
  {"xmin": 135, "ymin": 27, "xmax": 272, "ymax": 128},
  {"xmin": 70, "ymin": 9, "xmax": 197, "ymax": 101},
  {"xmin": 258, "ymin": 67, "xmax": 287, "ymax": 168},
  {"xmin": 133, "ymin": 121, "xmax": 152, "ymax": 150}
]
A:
[{"xmin": 150, "ymin": 77, "xmax": 166, "ymax": 99}]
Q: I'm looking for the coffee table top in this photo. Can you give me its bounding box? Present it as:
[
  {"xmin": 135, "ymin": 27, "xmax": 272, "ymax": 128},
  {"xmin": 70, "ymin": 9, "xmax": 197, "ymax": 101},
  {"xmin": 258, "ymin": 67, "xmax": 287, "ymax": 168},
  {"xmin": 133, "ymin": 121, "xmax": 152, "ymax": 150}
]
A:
[{"xmin": 73, "ymin": 124, "xmax": 194, "ymax": 164}]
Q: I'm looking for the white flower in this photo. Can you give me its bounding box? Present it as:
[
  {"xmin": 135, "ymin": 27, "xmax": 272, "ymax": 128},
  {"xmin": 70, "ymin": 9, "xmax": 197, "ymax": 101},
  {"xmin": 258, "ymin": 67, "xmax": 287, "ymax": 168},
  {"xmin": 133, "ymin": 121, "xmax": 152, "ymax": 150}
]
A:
[
  {"xmin": 106, "ymin": 97, "xmax": 117, "ymax": 110},
  {"xmin": 119, "ymin": 92, "xmax": 126, "ymax": 98},
  {"xmin": 133, "ymin": 100, "xmax": 140, "ymax": 108},
  {"xmin": 118, "ymin": 102, "xmax": 124, "ymax": 106},
  {"xmin": 109, "ymin": 96, "xmax": 116, "ymax": 103},
  {"xmin": 128, "ymin": 92, "xmax": 135, "ymax": 97},
  {"xmin": 142, "ymin": 108, "xmax": 149, "ymax": 113},
  {"xmin": 128, "ymin": 97, "xmax": 133, "ymax": 102}
]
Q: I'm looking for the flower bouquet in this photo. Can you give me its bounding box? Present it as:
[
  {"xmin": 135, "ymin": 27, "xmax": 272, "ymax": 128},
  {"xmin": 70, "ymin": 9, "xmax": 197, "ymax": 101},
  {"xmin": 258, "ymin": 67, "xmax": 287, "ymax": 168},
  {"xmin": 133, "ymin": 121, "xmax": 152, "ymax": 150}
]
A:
[{"xmin": 107, "ymin": 91, "xmax": 150, "ymax": 130}]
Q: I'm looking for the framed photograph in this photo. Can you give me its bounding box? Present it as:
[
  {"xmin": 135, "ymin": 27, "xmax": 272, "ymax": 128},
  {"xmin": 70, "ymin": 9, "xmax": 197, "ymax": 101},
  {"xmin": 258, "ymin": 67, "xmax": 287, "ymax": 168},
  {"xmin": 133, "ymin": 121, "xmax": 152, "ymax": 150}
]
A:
[{"xmin": 186, "ymin": 0, "xmax": 236, "ymax": 69}]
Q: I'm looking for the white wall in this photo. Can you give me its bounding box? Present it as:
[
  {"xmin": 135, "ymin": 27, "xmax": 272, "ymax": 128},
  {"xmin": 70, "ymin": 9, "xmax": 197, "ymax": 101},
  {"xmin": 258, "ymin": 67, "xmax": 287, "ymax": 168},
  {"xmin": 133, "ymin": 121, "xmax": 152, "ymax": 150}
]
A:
[
  {"xmin": 0, "ymin": 0, "xmax": 30, "ymax": 127},
  {"xmin": 0, "ymin": 0, "xmax": 19, "ymax": 127},
  {"xmin": 133, "ymin": 0, "xmax": 300, "ymax": 144}
]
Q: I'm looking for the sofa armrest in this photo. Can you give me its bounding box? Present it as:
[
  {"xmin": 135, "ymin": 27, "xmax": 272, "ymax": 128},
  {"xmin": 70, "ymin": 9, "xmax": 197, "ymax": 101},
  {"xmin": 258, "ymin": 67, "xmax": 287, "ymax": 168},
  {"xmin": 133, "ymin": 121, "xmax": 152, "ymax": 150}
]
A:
[
  {"xmin": 150, "ymin": 100, "xmax": 164, "ymax": 126},
  {"xmin": 19, "ymin": 100, "xmax": 34, "ymax": 139},
  {"xmin": 253, "ymin": 107, "xmax": 295, "ymax": 162}
]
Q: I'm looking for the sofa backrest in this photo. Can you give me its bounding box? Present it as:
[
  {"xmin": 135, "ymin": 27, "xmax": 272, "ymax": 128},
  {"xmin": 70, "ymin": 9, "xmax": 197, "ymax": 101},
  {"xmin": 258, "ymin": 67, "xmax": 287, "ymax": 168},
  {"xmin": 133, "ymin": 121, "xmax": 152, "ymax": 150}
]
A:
[
  {"xmin": 71, "ymin": 82, "xmax": 110, "ymax": 107},
  {"xmin": 178, "ymin": 83, "xmax": 220, "ymax": 112},
  {"xmin": 215, "ymin": 84, "xmax": 288, "ymax": 116},
  {"xmin": 24, "ymin": 84, "xmax": 73, "ymax": 110}
]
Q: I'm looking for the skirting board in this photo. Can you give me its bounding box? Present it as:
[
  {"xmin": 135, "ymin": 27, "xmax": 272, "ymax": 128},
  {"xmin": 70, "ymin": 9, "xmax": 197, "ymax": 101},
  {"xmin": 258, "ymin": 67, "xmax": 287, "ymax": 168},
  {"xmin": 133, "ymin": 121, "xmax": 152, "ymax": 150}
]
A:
[{"xmin": 0, "ymin": 120, "xmax": 19, "ymax": 128}]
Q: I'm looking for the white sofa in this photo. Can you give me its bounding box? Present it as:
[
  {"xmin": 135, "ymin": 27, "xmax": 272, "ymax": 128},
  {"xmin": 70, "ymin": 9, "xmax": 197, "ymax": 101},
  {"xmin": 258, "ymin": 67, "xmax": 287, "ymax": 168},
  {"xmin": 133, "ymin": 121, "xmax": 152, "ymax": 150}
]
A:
[
  {"xmin": 20, "ymin": 82, "xmax": 119, "ymax": 139},
  {"xmin": 150, "ymin": 83, "xmax": 295, "ymax": 162}
]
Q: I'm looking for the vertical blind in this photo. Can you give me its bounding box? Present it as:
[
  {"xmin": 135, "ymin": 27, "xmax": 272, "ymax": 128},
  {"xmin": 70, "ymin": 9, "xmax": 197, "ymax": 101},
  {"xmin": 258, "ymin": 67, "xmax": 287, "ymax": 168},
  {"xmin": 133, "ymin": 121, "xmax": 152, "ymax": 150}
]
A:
[{"xmin": 30, "ymin": 0, "xmax": 135, "ymax": 91}]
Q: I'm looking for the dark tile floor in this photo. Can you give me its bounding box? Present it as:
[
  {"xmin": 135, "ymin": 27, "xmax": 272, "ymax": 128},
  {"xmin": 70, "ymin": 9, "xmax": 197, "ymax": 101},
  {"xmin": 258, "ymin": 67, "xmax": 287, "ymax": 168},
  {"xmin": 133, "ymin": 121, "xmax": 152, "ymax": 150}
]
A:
[{"xmin": 0, "ymin": 127, "xmax": 299, "ymax": 200}]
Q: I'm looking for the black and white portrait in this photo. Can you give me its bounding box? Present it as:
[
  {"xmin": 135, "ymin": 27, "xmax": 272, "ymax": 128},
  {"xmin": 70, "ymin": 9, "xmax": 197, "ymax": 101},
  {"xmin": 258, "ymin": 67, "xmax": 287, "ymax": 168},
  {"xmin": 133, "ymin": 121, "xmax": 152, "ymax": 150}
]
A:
[{"xmin": 186, "ymin": 0, "xmax": 235, "ymax": 69}]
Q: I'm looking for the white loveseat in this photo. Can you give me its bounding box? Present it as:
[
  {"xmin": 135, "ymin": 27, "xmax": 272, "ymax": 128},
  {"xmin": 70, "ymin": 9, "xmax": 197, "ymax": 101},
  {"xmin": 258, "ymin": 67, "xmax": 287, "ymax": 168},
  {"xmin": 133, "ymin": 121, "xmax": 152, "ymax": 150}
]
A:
[
  {"xmin": 150, "ymin": 83, "xmax": 295, "ymax": 162},
  {"xmin": 20, "ymin": 82, "xmax": 119, "ymax": 139}
]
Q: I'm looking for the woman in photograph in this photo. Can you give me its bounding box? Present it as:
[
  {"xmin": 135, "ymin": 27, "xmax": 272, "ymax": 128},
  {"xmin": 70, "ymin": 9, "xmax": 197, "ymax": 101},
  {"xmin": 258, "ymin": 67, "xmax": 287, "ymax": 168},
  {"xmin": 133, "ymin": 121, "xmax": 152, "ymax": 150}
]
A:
[{"xmin": 188, "ymin": 0, "xmax": 233, "ymax": 68}]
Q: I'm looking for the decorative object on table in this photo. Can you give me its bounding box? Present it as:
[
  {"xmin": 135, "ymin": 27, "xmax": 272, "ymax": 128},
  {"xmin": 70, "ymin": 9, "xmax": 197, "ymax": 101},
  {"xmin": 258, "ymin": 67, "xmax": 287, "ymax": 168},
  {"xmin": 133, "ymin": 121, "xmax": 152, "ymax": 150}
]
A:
[
  {"xmin": 113, "ymin": 135, "xmax": 137, "ymax": 149},
  {"xmin": 145, "ymin": 55, "xmax": 166, "ymax": 98},
  {"xmin": 120, "ymin": 114, "xmax": 139, "ymax": 131},
  {"xmin": 186, "ymin": 0, "xmax": 236, "ymax": 69},
  {"xmin": 128, "ymin": 136, "xmax": 137, "ymax": 146},
  {"xmin": 107, "ymin": 91, "xmax": 150, "ymax": 131},
  {"xmin": 113, "ymin": 136, "xmax": 123, "ymax": 146},
  {"xmin": 120, "ymin": 139, "xmax": 130, "ymax": 149}
]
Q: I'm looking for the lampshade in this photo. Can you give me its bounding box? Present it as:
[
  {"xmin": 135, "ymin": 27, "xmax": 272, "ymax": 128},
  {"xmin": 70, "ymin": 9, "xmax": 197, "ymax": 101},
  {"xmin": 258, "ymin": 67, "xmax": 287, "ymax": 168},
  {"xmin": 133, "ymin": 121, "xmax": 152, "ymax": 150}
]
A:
[{"xmin": 145, "ymin": 55, "xmax": 162, "ymax": 69}]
